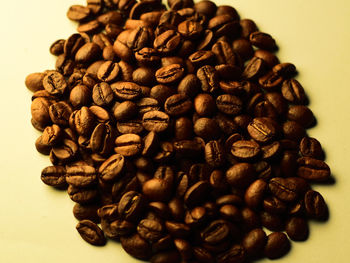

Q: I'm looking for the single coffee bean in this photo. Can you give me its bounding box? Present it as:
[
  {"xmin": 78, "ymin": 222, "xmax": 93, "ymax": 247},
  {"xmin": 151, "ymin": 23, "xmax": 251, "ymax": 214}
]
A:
[
  {"xmin": 92, "ymin": 82, "xmax": 114, "ymax": 107},
  {"xmin": 244, "ymin": 179, "xmax": 267, "ymax": 208},
  {"xmin": 43, "ymin": 71, "xmax": 67, "ymax": 96},
  {"xmin": 264, "ymin": 232, "xmax": 290, "ymax": 259},
  {"xmin": 155, "ymin": 64, "xmax": 185, "ymax": 84},
  {"xmin": 212, "ymin": 40, "xmax": 237, "ymax": 66},
  {"xmin": 118, "ymin": 191, "xmax": 146, "ymax": 222},
  {"xmin": 216, "ymin": 244, "xmax": 246, "ymax": 263},
  {"xmin": 178, "ymin": 20, "xmax": 203, "ymax": 39},
  {"xmin": 286, "ymin": 217, "xmax": 309, "ymax": 241},
  {"xmin": 205, "ymin": 140, "xmax": 225, "ymax": 167},
  {"xmin": 300, "ymin": 137, "xmax": 324, "ymax": 159},
  {"xmin": 41, "ymin": 124, "xmax": 62, "ymax": 146},
  {"xmin": 154, "ymin": 30, "xmax": 181, "ymax": 54},
  {"xmin": 231, "ymin": 140, "xmax": 260, "ymax": 160},
  {"xmin": 164, "ymin": 94, "xmax": 192, "ymax": 116},
  {"xmin": 50, "ymin": 39, "xmax": 65, "ymax": 56},
  {"xmin": 76, "ymin": 220, "xmax": 106, "ymax": 246},
  {"xmin": 208, "ymin": 14, "xmax": 240, "ymax": 38},
  {"xmin": 121, "ymin": 233, "xmax": 152, "ymax": 260},
  {"xmin": 115, "ymin": 134, "xmax": 142, "ymax": 157},
  {"xmin": 197, "ymin": 65, "xmax": 219, "ymax": 93},
  {"xmin": 127, "ymin": 26, "xmax": 154, "ymax": 51},
  {"xmin": 201, "ymin": 219, "xmax": 230, "ymax": 245},
  {"xmin": 133, "ymin": 67, "xmax": 156, "ymax": 86},
  {"xmin": 150, "ymin": 84, "xmax": 175, "ymax": 105},
  {"xmin": 297, "ymin": 157, "xmax": 330, "ymax": 182},
  {"xmin": 232, "ymin": 38, "xmax": 254, "ymax": 61},
  {"xmin": 165, "ymin": 221, "xmax": 191, "ymax": 238},
  {"xmin": 174, "ymin": 139, "xmax": 203, "ymax": 157},
  {"xmin": 111, "ymin": 81, "xmax": 142, "ymax": 100},
  {"xmin": 216, "ymin": 94, "xmax": 243, "ymax": 115},
  {"xmin": 260, "ymin": 211, "xmax": 284, "ymax": 231},
  {"xmin": 114, "ymin": 101, "xmax": 138, "ymax": 121},
  {"xmin": 281, "ymin": 79, "xmax": 307, "ymax": 105},
  {"xmin": 67, "ymin": 5, "xmax": 91, "ymax": 22},
  {"xmin": 226, "ymin": 163, "xmax": 255, "ymax": 188},
  {"xmin": 68, "ymin": 185, "xmax": 98, "ymax": 204},
  {"xmin": 97, "ymin": 61, "xmax": 120, "ymax": 82},
  {"xmin": 77, "ymin": 20, "xmax": 101, "ymax": 34},
  {"xmin": 273, "ymin": 62, "xmax": 297, "ymax": 77},
  {"xmin": 66, "ymin": 165, "xmax": 97, "ymax": 187},
  {"xmin": 268, "ymin": 177, "xmax": 301, "ymax": 202},
  {"xmin": 41, "ymin": 165, "xmax": 67, "ymax": 188},
  {"xmin": 283, "ymin": 120, "xmax": 306, "ymax": 142},
  {"xmin": 250, "ymin": 31, "xmax": 277, "ymax": 50},
  {"xmin": 69, "ymin": 84, "xmax": 91, "ymax": 108},
  {"xmin": 242, "ymin": 228, "xmax": 266, "ymax": 258},
  {"xmin": 184, "ymin": 181, "xmax": 210, "ymax": 207},
  {"xmin": 178, "ymin": 74, "xmax": 201, "ymax": 98},
  {"xmin": 64, "ymin": 33, "xmax": 87, "ymax": 58},
  {"xmin": 304, "ymin": 190, "xmax": 327, "ymax": 219},
  {"xmin": 194, "ymin": 117, "xmax": 220, "ymax": 140},
  {"xmin": 25, "ymin": 72, "xmax": 45, "ymax": 92},
  {"xmin": 75, "ymin": 42, "xmax": 101, "ymax": 63},
  {"xmin": 73, "ymin": 203, "xmax": 100, "ymax": 223},
  {"xmin": 142, "ymin": 111, "xmax": 170, "ymax": 133},
  {"xmin": 137, "ymin": 219, "xmax": 164, "ymax": 243},
  {"xmin": 142, "ymin": 178, "xmax": 172, "ymax": 202},
  {"xmin": 254, "ymin": 49, "xmax": 279, "ymax": 68},
  {"xmin": 287, "ymin": 105, "xmax": 315, "ymax": 128},
  {"xmin": 49, "ymin": 101, "xmax": 72, "ymax": 126}
]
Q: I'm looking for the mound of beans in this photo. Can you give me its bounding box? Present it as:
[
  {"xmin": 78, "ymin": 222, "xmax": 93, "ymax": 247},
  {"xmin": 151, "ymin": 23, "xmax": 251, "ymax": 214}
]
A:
[{"xmin": 25, "ymin": 0, "xmax": 331, "ymax": 262}]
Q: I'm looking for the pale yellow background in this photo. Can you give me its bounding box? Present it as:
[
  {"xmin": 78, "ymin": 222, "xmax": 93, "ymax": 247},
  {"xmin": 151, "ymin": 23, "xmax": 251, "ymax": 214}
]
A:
[{"xmin": 0, "ymin": 0, "xmax": 349, "ymax": 262}]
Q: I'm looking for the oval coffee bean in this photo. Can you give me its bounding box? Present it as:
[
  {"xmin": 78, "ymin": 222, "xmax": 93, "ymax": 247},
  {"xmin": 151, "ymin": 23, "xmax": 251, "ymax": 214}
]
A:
[
  {"xmin": 242, "ymin": 228, "xmax": 267, "ymax": 258},
  {"xmin": 164, "ymin": 94, "xmax": 192, "ymax": 116},
  {"xmin": 286, "ymin": 217, "xmax": 309, "ymax": 241},
  {"xmin": 231, "ymin": 140, "xmax": 261, "ymax": 160},
  {"xmin": 247, "ymin": 117, "xmax": 279, "ymax": 144},
  {"xmin": 216, "ymin": 244, "xmax": 246, "ymax": 263},
  {"xmin": 299, "ymin": 137, "xmax": 324, "ymax": 159},
  {"xmin": 66, "ymin": 165, "xmax": 97, "ymax": 187},
  {"xmin": 115, "ymin": 134, "xmax": 142, "ymax": 157},
  {"xmin": 304, "ymin": 190, "xmax": 327, "ymax": 219},
  {"xmin": 43, "ymin": 71, "xmax": 67, "ymax": 96},
  {"xmin": 41, "ymin": 165, "xmax": 67, "ymax": 188},
  {"xmin": 118, "ymin": 191, "xmax": 146, "ymax": 222},
  {"xmin": 76, "ymin": 220, "xmax": 106, "ymax": 246},
  {"xmin": 111, "ymin": 81, "xmax": 142, "ymax": 100},
  {"xmin": 155, "ymin": 64, "xmax": 185, "ymax": 84},
  {"xmin": 205, "ymin": 140, "xmax": 225, "ymax": 167},
  {"xmin": 297, "ymin": 157, "xmax": 330, "ymax": 182},
  {"xmin": 264, "ymin": 232, "xmax": 290, "ymax": 259},
  {"xmin": 142, "ymin": 111, "xmax": 170, "ymax": 133}
]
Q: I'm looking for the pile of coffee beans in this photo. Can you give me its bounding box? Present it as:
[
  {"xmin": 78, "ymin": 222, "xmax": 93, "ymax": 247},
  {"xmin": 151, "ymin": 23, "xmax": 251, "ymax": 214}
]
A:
[{"xmin": 26, "ymin": 0, "xmax": 331, "ymax": 262}]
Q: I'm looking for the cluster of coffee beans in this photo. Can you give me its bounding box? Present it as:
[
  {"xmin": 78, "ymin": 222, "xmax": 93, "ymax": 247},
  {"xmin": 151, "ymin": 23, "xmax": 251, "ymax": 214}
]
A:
[{"xmin": 25, "ymin": 0, "xmax": 331, "ymax": 262}]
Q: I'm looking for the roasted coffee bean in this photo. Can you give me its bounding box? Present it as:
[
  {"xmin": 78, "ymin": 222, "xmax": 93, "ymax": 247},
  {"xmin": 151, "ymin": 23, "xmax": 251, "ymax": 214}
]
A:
[
  {"xmin": 97, "ymin": 61, "xmax": 120, "ymax": 82},
  {"xmin": 133, "ymin": 67, "xmax": 155, "ymax": 86},
  {"xmin": 76, "ymin": 220, "xmax": 106, "ymax": 246},
  {"xmin": 75, "ymin": 43, "xmax": 101, "ymax": 63},
  {"xmin": 164, "ymin": 94, "xmax": 192, "ymax": 116},
  {"xmin": 178, "ymin": 20, "xmax": 203, "ymax": 39},
  {"xmin": 150, "ymin": 84, "xmax": 175, "ymax": 105},
  {"xmin": 242, "ymin": 228, "xmax": 266, "ymax": 258},
  {"xmin": 41, "ymin": 165, "xmax": 67, "ymax": 188},
  {"xmin": 216, "ymin": 244, "xmax": 246, "ymax": 263},
  {"xmin": 25, "ymin": 72, "xmax": 45, "ymax": 92},
  {"xmin": 189, "ymin": 50, "xmax": 215, "ymax": 68},
  {"xmin": 77, "ymin": 20, "xmax": 101, "ymax": 34},
  {"xmin": 72, "ymin": 106, "xmax": 95, "ymax": 136},
  {"xmin": 142, "ymin": 111, "xmax": 170, "ymax": 133},
  {"xmin": 127, "ymin": 26, "xmax": 154, "ymax": 51},
  {"xmin": 201, "ymin": 219, "xmax": 230, "ymax": 244},
  {"xmin": 212, "ymin": 40, "xmax": 237, "ymax": 66},
  {"xmin": 31, "ymin": 98, "xmax": 52, "ymax": 130},
  {"xmin": 269, "ymin": 177, "xmax": 303, "ymax": 202},
  {"xmin": 197, "ymin": 65, "xmax": 219, "ymax": 93},
  {"xmin": 205, "ymin": 140, "xmax": 225, "ymax": 167},
  {"xmin": 250, "ymin": 31, "xmax": 277, "ymax": 50},
  {"xmin": 121, "ymin": 233, "xmax": 152, "ymax": 260},
  {"xmin": 66, "ymin": 165, "xmax": 97, "ymax": 187},
  {"xmin": 242, "ymin": 57, "xmax": 266, "ymax": 80},
  {"xmin": 137, "ymin": 219, "xmax": 164, "ymax": 243},
  {"xmin": 264, "ymin": 232, "xmax": 290, "ymax": 259},
  {"xmin": 300, "ymin": 137, "xmax": 324, "ymax": 159},
  {"xmin": 111, "ymin": 81, "xmax": 142, "ymax": 100},
  {"xmin": 154, "ymin": 30, "xmax": 181, "ymax": 54},
  {"xmin": 286, "ymin": 217, "xmax": 309, "ymax": 241},
  {"xmin": 231, "ymin": 140, "xmax": 260, "ymax": 160},
  {"xmin": 281, "ymin": 79, "xmax": 307, "ymax": 104},
  {"xmin": 216, "ymin": 94, "xmax": 242, "ymax": 115},
  {"xmin": 208, "ymin": 15, "xmax": 240, "ymax": 38},
  {"xmin": 113, "ymin": 101, "xmax": 138, "ymax": 121},
  {"xmin": 89, "ymin": 105, "xmax": 110, "ymax": 123},
  {"xmin": 143, "ymin": 178, "xmax": 172, "ymax": 202},
  {"xmin": 97, "ymin": 204, "xmax": 119, "ymax": 221},
  {"xmin": 193, "ymin": 246, "xmax": 214, "ymax": 263},
  {"xmin": 194, "ymin": 93, "xmax": 216, "ymax": 116},
  {"xmin": 263, "ymin": 196, "xmax": 287, "ymax": 214},
  {"xmin": 68, "ymin": 185, "xmax": 98, "ymax": 204},
  {"xmin": 98, "ymin": 154, "xmax": 125, "ymax": 182},
  {"xmin": 273, "ymin": 62, "xmax": 297, "ymax": 77},
  {"xmin": 194, "ymin": 117, "xmax": 220, "ymax": 140},
  {"xmin": 260, "ymin": 210, "xmax": 284, "ymax": 231},
  {"xmin": 73, "ymin": 203, "xmax": 100, "ymax": 223},
  {"xmin": 232, "ymin": 38, "xmax": 254, "ymax": 61},
  {"xmin": 304, "ymin": 190, "xmax": 327, "ymax": 219},
  {"xmin": 92, "ymin": 82, "xmax": 114, "ymax": 107},
  {"xmin": 184, "ymin": 181, "xmax": 210, "ymax": 207},
  {"xmin": 283, "ymin": 120, "xmax": 306, "ymax": 142},
  {"xmin": 174, "ymin": 139, "xmax": 203, "ymax": 157},
  {"xmin": 245, "ymin": 179, "xmax": 267, "ymax": 208},
  {"xmin": 118, "ymin": 191, "xmax": 145, "ymax": 222},
  {"xmin": 35, "ymin": 136, "xmax": 51, "ymax": 155},
  {"xmin": 297, "ymin": 157, "xmax": 330, "ymax": 182},
  {"xmin": 254, "ymin": 49, "xmax": 279, "ymax": 68},
  {"xmin": 142, "ymin": 131, "xmax": 159, "ymax": 156},
  {"xmin": 50, "ymin": 39, "xmax": 65, "ymax": 56},
  {"xmin": 165, "ymin": 221, "xmax": 191, "ymax": 238},
  {"xmin": 226, "ymin": 163, "xmax": 255, "ymax": 188},
  {"xmin": 43, "ymin": 71, "xmax": 67, "ymax": 96},
  {"xmin": 41, "ymin": 124, "xmax": 62, "ymax": 146},
  {"xmin": 67, "ymin": 5, "xmax": 90, "ymax": 22},
  {"xmin": 64, "ymin": 33, "xmax": 87, "ymax": 57},
  {"xmin": 156, "ymin": 64, "xmax": 185, "ymax": 84},
  {"xmin": 115, "ymin": 134, "xmax": 142, "ymax": 157},
  {"xmin": 69, "ymin": 84, "xmax": 91, "ymax": 108},
  {"xmin": 287, "ymin": 105, "xmax": 315, "ymax": 128},
  {"xmin": 178, "ymin": 74, "xmax": 201, "ymax": 98}
]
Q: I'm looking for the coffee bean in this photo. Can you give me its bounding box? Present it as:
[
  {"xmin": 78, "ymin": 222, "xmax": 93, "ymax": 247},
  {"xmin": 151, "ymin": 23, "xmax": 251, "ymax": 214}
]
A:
[
  {"xmin": 184, "ymin": 181, "xmax": 210, "ymax": 207},
  {"xmin": 174, "ymin": 139, "xmax": 203, "ymax": 157},
  {"xmin": 154, "ymin": 30, "xmax": 181, "ymax": 54},
  {"xmin": 216, "ymin": 94, "xmax": 243, "ymax": 115},
  {"xmin": 142, "ymin": 111, "xmax": 170, "ymax": 133},
  {"xmin": 25, "ymin": 72, "xmax": 45, "ymax": 92},
  {"xmin": 297, "ymin": 157, "xmax": 330, "ymax": 182},
  {"xmin": 118, "ymin": 191, "xmax": 145, "ymax": 222},
  {"xmin": 75, "ymin": 42, "xmax": 101, "ymax": 63},
  {"xmin": 286, "ymin": 217, "xmax": 309, "ymax": 241},
  {"xmin": 76, "ymin": 220, "xmax": 106, "ymax": 246},
  {"xmin": 300, "ymin": 137, "xmax": 324, "ymax": 159},
  {"xmin": 216, "ymin": 245, "xmax": 246, "ymax": 263},
  {"xmin": 73, "ymin": 203, "xmax": 100, "ymax": 223},
  {"xmin": 201, "ymin": 219, "xmax": 230, "ymax": 244},
  {"xmin": 97, "ymin": 61, "xmax": 120, "ymax": 82},
  {"xmin": 281, "ymin": 79, "xmax": 307, "ymax": 104},
  {"xmin": 165, "ymin": 221, "xmax": 190, "ymax": 238},
  {"xmin": 242, "ymin": 57, "xmax": 266, "ymax": 80},
  {"xmin": 151, "ymin": 250, "xmax": 181, "ymax": 263},
  {"xmin": 41, "ymin": 165, "xmax": 67, "ymax": 188},
  {"xmin": 68, "ymin": 185, "xmax": 98, "ymax": 204},
  {"xmin": 264, "ymin": 232, "xmax": 290, "ymax": 259},
  {"xmin": 226, "ymin": 163, "xmax": 255, "ymax": 188},
  {"xmin": 137, "ymin": 219, "xmax": 164, "ymax": 243},
  {"xmin": 287, "ymin": 105, "xmax": 315, "ymax": 128},
  {"xmin": 67, "ymin": 5, "xmax": 91, "ymax": 22},
  {"xmin": 178, "ymin": 20, "xmax": 203, "ymax": 39},
  {"xmin": 113, "ymin": 101, "xmax": 138, "ymax": 121},
  {"xmin": 242, "ymin": 228, "xmax": 266, "ymax": 258},
  {"xmin": 151, "ymin": 84, "xmax": 175, "ymax": 105},
  {"xmin": 121, "ymin": 233, "xmax": 152, "ymax": 260},
  {"xmin": 245, "ymin": 179, "xmax": 267, "ymax": 208},
  {"xmin": 164, "ymin": 94, "xmax": 192, "ymax": 116},
  {"xmin": 304, "ymin": 190, "xmax": 327, "ymax": 219},
  {"xmin": 250, "ymin": 31, "xmax": 277, "ymax": 50},
  {"xmin": 204, "ymin": 140, "xmax": 225, "ymax": 167},
  {"xmin": 156, "ymin": 64, "xmax": 185, "ymax": 84},
  {"xmin": 208, "ymin": 15, "xmax": 240, "ymax": 38},
  {"xmin": 111, "ymin": 81, "xmax": 142, "ymax": 100},
  {"xmin": 212, "ymin": 40, "xmax": 237, "ymax": 66},
  {"xmin": 197, "ymin": 65, "xmax": 219, "ymax": 93},
  {"xmin": 194, "ymin": 118, "xmax": 220, "ymax": 141},
  {"xmin": 254, "ymin": 49, "xmax": 279, "ymax": 68},
  {"xmin": 133, "ymin": 67, "xmax": 156, "ymax": 86},
  {"xmin": 92, "ymin": 82, "xmax": 114, "ymax": 107},
  {"xmin": 66, "ymin": 165, "xmax": 97, "ymax": 187},
  {"xmin": 115, "ymin": 134, "xmax": 142, "ymax": 157},
  {"xmin": 127, "ymin": 26, "xmax": 154, "ymax": 51},
  {"xmin": 43, "ymin": 71, "xmax": 67, "ymax": 96},
  {"xmin": 232, "ymin": 38, "xmax": 254, "ymax": 61},
  {"xmin": 231, "ymin": 140, "xmax": 260, "ymax": 160}
]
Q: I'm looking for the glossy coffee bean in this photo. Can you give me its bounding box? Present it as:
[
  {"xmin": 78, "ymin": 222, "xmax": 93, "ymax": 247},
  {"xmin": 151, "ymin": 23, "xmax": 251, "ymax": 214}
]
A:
[{"xmin": 264, "ymin": 232, "xmax": 290, "ymax": 259}]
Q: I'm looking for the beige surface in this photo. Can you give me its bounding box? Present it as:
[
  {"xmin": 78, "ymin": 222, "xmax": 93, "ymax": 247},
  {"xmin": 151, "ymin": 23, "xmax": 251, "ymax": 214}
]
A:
[{"xmin": 0, "ymin": 0, "xmax": 349, "ymax": 262}]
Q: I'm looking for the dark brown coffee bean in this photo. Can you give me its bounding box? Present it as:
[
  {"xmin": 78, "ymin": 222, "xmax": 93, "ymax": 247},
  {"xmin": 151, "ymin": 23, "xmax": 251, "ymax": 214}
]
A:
[
  {"xmin": 193, "ymin": 246, "xmax": 214, "ymax": 263},
  {"xmin": 97, "ymin": 204, "xmax": 119, "ymax": 221},
  {"xmin": 216, "ymin": 5, "xmax": 239, "ymax": 20},
  {"xmin": 197, "ymin": 29, "xmax": 214, "ymax": 50},
  {"xmin": 189, "ymin": 50, "xmax": 215, "ymax": 68},
  {"xmin": 118, "ymin": 191, "xmax": 145, "ymax": 222},
  {"xmin": 242, "ymin": 57, "xmax": 266, "ymax": 80},
  {"xmin": 67, "ymin": 5, "xmax": 90, "ymax": 21},
  {"xmin": 98, "ymin": 11, "xmax": 122, "ymax": 25},
  {"xmin": 260, "ymin": 211, "xmax": 284, "ymax": 231},
  {"xmin": 242, "ymin": 228, "xmax": 266, "ymax": 258},
  {"xmin": 282, "ymin": 120, "xmax": 306, "ymax": 142},
  {"xmin": 66, "ymin": 165, "xmax": 97, "ymax": 187},
  {"xmin": 208, "ymin": 15, "xmax": 240, "ymax": 38},
  {"xmin": 137, "ymin": 219, "xmax": 164, "ymax": 243},
  {"xmin": 297, "ymin": 157, "xmax": 330, "ymax": 182},
  {"xmin": 250, "ymin": 31, "xmax": 277, "ymax": 50},
  {"xmin": 226, "ymin": 163, "xmax": 255, "ymax": 188},
  {"xmin": 197, "ymin": 65, "xmax": 219, "ymax": 93},
  {"xmin": 69, "ymin": 84, "xmax": 91, "ymax": 108},
  {"xmin": 286, "ymin": 217, "xmax": 309, "ymax": 241},
  {"xmin": 73, "ymin": 203, "xmax": 100, "ymax": 223},
  {"xmin": 113, "ymin": 101, "xmax": 138, "ymax": 121},
  {"xmin": 115, "ymin": 134, "xmax": 142, "ymax": 156},
  {"xmin": 178, "ymin": 74, "xmax": 201, "ymax": 98},
  {"xmin": 205, "ymin": 140, "xmax": 225, "ymax": 167},
  {"xmin": 132, "ymin": 67, "xmax": 155, "ymax": 86},
  {"xmin": 135, "ymin": 47, "xmax": 161, "ymax": 66},
  {"xmin": 304, "ymin": 190, "xmax": 327, "ymax": 220},
  {"xmin": 111, "ymin": 81, "xmax": 142, "ymax": 100},
  {"xmin": 231, "ymin": 140, "xmax": 260, "ymax": 160},
  {"xmin": 154, "ymin": 30, "xmax": 181, "ymax": 54},
  {"xmin": 244, "ymin": 179, "xmax": 267, "ymax": 209},
  {"xmin": 178, "ymin": 20, "xmax": 203, "ymax": 39},
  {"xmin": 142, "ymin": 131, "xmax": 159, "ymax": 156},
  {"xmin": 89, "ymin": 105, "xmax": 111, "ymax": 123},
  {"xmin": 136, "ymin": 98, "xmax": 160, "ymax": 116},
  {"xmin": 254, "ymin": 49, "xmax": 279, "ymax": 68},
  {"xmin": 247, "ymin": 117, "xmax": 279, "ymax": 143},
  {"xmin": 31, "ymin": 98, "xmax": 52, "ymax": 129},
  {"xmin": 50, "ymin": 39, "xmax": 65, "ymax": 56},
  {"xmin": 287, "ymin": 105, "xmax": 315, "ymax": 128},
  {"xmin": 232, "ymin": 38, "xmax": 254, "ymax": 61},
  {"xmin": 269, "ymin": 177, "xmax": 302, "ymax": 202},
  {"xmin": 43, "ymin": 71, "xmax": 67, "ymax": 96},
  {"xmin": 216, "ymin": 94, "xmax": 242, "ymax": 115},
  {"xmin": 142, "ymin": 111, "xmax": 170, "ymax": 133},
  {"xmin": 165, "ymin": 221, "xmax": 191, "ymax": 238},
  {"xmin": 216, "ymin": 245, "xmax": 246, "ymax": 263},
  {"xmin": 194, "ymin": 93, "xmax": 216, "ymax": 116},
  {"xmin": 300, "ymin": 137, "xmax": 324, "ymax": 159},
  {"xmin": 273, "ymin": 62, "xmax": 297, "ymax": 77},
  {"xmin": 212, "ymin": 40, "xmax": 237, "ymax": 66},
  {"xmin": 98, "ymin": 154, "xmax": 124, "ymax": 182},
  {"xmin": 194, "ymin": 118, "xmax": 220, "ymax": 141},
  {"xmin": 174, "ymin": 139, "xmax": 203, "ymax": 157},
  {"xmin": 76, "ymin": 220, "xmax": 106, "ymax": 246},
  {"xmin": 143, "ymin": 178, "xmax": 172, "ymax": 202},
  {"xmin": 41, "ymin": 124, "xmax": 62, "ymax": 147},
  {"xmin": 77, "ymin": 20, "xmax": 101, "ymax": 34},
  {"xmin": 258, "ymin": 72, "xmax": 283, "ymax": 91},
  {"xmin": 41, "ymin": 165, "xmax": 66, "ymax": 187},
  {"xmin": 68, "ymin": 185, "xmax": 98, "ymax": 204},
  {"xmin": 150, "ymin": 84, "xmax": 175, "ymax": 105},
  {"xmin": 281, "ymin": 79, "xmax": 307, "ymax": 104},
  {"xmin": 127, "ymin": 26, "xmax": 154, "ymax": 51},
  {"xmin": 264, "ymin": 232, "xmax": 290, "ymax": 259},
  {"xmin": 75, "ymin": 42, "xmax": 101, "ymax": 63},
  {"xmin": 91, "ymin": 82, "xmax": 114, "ymax": 107},
  {"xmin": 184, "ymin": 181, "xmax": 210, "ymax": 207},
  {"xmin": 35, "ymin": 136, "xmax": 51, "ymax": 155},
  {"xmin": 121, "ymin": 233, "xmax": 152, "ymax": 260},
  {"xmin": 201, "ymin": 219, "xmax": 230, "ymax": 244},
  {"xmin": 164, "ymin": 94, "xmax": 192, "ymax": 116},
  {"xmin": 240, "ymin": 19, "xmax": 258, "ymax": 39},
  {"xmin": 113, "ymin": 39, "xmax": 133, "ymax": 62}
]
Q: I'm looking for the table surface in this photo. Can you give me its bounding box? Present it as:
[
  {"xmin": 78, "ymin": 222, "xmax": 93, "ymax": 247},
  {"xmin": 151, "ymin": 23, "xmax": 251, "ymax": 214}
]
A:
[{"xmin": 0, "ymin": 0, "xmax": 350, "ymax": 262}]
